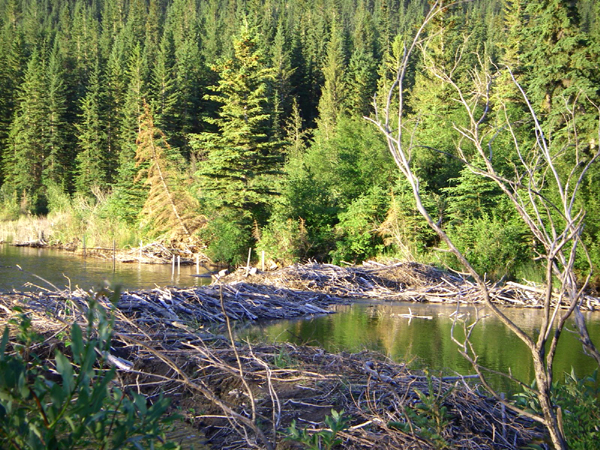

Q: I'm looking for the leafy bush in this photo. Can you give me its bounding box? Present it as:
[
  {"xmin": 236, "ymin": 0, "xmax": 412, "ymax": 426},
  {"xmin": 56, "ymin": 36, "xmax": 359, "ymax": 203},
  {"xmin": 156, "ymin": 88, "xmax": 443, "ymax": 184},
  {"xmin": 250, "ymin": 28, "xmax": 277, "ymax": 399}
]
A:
[
  {"xmin": 514, "ymin": 370, "xmax": 600, "ymax": 449},
  {"xmin": 0, "ymin": 186, "xmax": 21, "ymax": 221},
  {"xmin": 256, "ymin": 216, "xmax": 310, "ymax": 266},
  {"xmin": 445, "ymin": 214, "xmax": 530, "ymax": 280},
  {"xmin": 554, "ymin": 369, "xmax": 600, "ymax": 449},
  {"xmin": 0, "ymin": 297, "xmax": 179, "ymax": 450},
  {"xmin": 330, "ymin": 189, "xmax": 387, "ymax": 264},
  {"xmin": 200, "ymin": 212, "xmax": 252, "ymax": 266}
]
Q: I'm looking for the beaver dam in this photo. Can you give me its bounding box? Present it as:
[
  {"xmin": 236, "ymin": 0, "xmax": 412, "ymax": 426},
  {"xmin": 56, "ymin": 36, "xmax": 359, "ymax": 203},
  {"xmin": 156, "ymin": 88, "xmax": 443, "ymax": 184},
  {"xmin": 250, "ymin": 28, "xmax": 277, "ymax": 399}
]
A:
[{"xmin": 2, "ymin": 261, "xmax": 598, "ymax": 448}]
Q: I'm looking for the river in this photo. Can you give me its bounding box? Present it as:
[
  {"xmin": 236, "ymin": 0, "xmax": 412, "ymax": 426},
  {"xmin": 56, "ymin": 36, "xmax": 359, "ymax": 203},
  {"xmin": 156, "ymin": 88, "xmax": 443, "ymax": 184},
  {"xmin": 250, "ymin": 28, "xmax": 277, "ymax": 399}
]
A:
[
  {"xmin": 2, "ymin": 243, "xmax": 598, "ymax": 393},
  {"xmin": 238, "ymin": 301, "xmax": 600, "ymax": 393},
  {"xmin": 0, "ymin": 243, "xmax": 210, "ymax": 292}
]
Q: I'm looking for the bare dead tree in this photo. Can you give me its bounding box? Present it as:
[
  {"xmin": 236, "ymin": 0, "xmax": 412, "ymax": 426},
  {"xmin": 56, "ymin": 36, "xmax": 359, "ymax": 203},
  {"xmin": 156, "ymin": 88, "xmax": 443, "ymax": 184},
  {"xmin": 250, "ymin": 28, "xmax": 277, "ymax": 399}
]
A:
[{"xmin": 366, "ymin": 2, "xmax": 600, "ymax": 448}]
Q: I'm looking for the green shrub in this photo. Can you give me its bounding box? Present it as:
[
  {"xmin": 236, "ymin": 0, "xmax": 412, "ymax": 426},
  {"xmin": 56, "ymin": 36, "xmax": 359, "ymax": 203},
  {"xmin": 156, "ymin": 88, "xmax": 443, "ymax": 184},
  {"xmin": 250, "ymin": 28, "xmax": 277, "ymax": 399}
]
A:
[
  {"xmin": 285, "ymin": 409, "xmax": 349, "ymax": 450},
  {"xmin": 330, "ymin": 189, "xmax": 387, "ymax": 264},
  {"xmin": 201, "ymin": 212, "xmax": 252, "ymax": 266},
  {"xmin": 514, "ymin": 370, "xmax": 600, "ymax": 449},
  {"xmin": 0, "ymin": 297, "xmax": 179, "ymax": 450},
  {"xmin": 0, "ymin": 186, "xmax": 20, "ymax": 221},
  {"xmin": 445, "ymin": 214, "xmax": 530, "ymax": 280},
  {"xmin": 256, "ymin": 216, "xmax": 310, "ymax": 266},
  {"xmin": 554, "ymin": 369, "xmax": 600, "ymax": 449}
]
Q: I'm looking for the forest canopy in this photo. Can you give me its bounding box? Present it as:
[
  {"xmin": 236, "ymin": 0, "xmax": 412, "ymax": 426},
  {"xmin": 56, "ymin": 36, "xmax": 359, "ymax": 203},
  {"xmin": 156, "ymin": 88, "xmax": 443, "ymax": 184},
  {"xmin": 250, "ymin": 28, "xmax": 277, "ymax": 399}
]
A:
[{"xmin": 0, "ymin": 0, "xmax": 599, "ymax": 283}]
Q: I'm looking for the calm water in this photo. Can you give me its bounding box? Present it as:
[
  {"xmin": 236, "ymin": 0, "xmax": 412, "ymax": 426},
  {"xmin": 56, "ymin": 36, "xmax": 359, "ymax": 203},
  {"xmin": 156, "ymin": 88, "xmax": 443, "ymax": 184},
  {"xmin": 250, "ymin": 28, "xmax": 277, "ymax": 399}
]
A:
[
  {"xmin": 239, "ymin": 302, "xmax": 600, "ymax": 392},
  {"xmin": 3, "ymin": 243, "xmax": 598, "ymax": 392},
  {"xmin": 0, "ymin": 244, "xmax": 210, "ymax": 292}
]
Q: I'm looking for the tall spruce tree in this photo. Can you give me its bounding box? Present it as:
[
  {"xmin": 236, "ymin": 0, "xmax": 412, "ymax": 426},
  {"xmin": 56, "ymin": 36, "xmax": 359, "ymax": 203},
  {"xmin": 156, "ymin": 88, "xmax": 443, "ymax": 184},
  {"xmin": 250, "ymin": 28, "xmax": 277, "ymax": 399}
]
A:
[
  {"xmin": 270, "ymin": 19, "xmax": 295, "ymax": 138},
  {"xmin": 109, "ymin": 42, "xmax": 148, "ymax": 224},
  {"xmin": 44, "ymin": 43, "xmax": 70, "ymax": 190},
  {"xmin": 4, "ymin": 50, "xmax": 49, "ymax": 211},
  {"xmin": 151, "ymin": 28, "xmax": 179, "ymax": 135},
  {"xmin": 75, "ymin": 58, "xmax": 108, "ymax": 195},
  {"xmin": 317, "ymin": 20, "xmax": 347, "ymax": 139},
  {"xmin": 522, "ymin": 0, "xmax": 597, "ymax": 122},
  {"xmin": 192, "ymin": 23, "xmax": 283, "ymax": 221}
]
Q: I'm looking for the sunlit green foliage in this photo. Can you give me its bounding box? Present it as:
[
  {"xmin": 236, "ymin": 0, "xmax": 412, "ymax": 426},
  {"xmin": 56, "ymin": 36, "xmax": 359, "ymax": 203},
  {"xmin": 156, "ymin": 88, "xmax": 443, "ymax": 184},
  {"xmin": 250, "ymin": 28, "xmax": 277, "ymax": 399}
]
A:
[
  {"xmin": 0, "ymin": 297, "xmax": 179, "ymax": 449},
  {"xmin": 0, "ymin": 0, "xmax": 598, "ymax": 284}
]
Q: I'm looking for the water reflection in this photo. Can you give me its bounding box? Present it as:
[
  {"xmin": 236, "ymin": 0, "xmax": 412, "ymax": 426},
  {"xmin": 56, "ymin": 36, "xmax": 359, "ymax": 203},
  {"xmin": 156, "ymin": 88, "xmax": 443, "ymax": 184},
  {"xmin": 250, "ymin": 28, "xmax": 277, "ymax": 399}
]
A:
[
  {"xmin": 0, "ymin": 244, "xmax": 210, "ymax": 292},
  {"xmin": 239, "ymin": 302, "xmax": 600, "ymax": 392}
]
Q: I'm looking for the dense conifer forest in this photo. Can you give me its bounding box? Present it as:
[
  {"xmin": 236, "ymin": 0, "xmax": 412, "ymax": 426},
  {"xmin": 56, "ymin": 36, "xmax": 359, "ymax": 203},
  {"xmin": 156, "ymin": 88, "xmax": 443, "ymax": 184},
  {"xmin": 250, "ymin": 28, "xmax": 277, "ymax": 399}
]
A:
[{"xmin": 0, "ymin": 0, "xmax": 599, "ymax": 284}]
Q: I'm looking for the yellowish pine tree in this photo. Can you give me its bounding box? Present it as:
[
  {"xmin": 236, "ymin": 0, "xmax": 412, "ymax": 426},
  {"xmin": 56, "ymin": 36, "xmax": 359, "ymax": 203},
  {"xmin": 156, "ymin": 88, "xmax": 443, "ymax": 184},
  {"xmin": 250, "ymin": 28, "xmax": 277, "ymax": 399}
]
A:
[{"xmin": 135, "ymin": 102, "xmax": 206, "ymax": 242}]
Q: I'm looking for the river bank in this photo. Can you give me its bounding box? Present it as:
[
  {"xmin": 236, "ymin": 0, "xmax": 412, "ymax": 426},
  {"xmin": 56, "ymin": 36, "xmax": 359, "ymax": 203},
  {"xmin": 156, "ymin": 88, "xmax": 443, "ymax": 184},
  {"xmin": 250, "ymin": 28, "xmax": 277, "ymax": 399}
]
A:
[
  {"xmin": 0, "ymin": 281, "xmax": 545, "ymax": 449},
  {"xmin": 4, "ymin": 261, "xmax": 599, "ymax": 448}
]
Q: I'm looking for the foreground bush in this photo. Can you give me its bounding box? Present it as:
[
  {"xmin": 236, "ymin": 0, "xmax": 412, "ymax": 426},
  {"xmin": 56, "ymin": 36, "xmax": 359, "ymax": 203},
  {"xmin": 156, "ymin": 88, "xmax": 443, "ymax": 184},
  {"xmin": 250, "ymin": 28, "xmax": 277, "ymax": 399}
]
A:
[{"xmin": 0, "ymin": 296, "xmax": 178, "ymax": 450}]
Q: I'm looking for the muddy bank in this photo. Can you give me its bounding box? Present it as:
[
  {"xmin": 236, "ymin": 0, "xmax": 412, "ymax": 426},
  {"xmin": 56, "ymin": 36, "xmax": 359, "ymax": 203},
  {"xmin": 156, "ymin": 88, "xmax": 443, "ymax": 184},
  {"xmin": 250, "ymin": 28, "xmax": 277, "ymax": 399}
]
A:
[{"xmin": 0, "ymin": 287, "xmax": 544, "ymax": 449}]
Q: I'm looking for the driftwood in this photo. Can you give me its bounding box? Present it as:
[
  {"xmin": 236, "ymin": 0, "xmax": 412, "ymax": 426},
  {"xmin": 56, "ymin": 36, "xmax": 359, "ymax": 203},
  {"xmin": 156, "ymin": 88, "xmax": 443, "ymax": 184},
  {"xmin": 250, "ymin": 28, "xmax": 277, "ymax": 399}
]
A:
[
  {"xmin": 2, "ymin": 261, "xmax": 597, "ymax": 449},
  {"xmin": 0, "ymin": 283, "xmax": 544, "ymax": 450},
  {"xmin": 223, "ymin": 261, "xmax": 600, "ymax": 311}
]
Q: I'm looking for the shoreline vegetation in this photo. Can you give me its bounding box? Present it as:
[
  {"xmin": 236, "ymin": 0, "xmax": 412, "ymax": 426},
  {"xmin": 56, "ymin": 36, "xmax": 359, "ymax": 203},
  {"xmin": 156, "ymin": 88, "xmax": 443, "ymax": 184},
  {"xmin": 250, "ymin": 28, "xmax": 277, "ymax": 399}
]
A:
[{"xmin": 1, "ymin": 259, "xmax": 598, "ymax": 448}]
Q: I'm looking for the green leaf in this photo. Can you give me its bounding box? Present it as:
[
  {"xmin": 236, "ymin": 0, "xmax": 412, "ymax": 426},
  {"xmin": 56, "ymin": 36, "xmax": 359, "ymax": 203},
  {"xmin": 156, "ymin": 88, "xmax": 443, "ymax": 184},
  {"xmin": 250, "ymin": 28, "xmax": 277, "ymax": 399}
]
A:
[
  {"xmin": 70, "ymin": 323, "xmax": 83, "ymax": 364},
  {"xmin": 0, "ymin": 327, "xmax": 9, "ymax": 359},
  {"xmin": 55, "ymin": 351, "xmax": 74, "ymax": 393}
]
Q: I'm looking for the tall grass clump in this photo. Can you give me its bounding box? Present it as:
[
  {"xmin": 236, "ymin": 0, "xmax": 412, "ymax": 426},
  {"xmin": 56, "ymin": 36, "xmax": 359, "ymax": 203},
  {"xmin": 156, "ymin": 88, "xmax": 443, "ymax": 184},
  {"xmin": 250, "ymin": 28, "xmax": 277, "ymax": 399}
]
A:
[{"xmin": 0, "ymin": 185, "xmax": 139, "ymax": 250}]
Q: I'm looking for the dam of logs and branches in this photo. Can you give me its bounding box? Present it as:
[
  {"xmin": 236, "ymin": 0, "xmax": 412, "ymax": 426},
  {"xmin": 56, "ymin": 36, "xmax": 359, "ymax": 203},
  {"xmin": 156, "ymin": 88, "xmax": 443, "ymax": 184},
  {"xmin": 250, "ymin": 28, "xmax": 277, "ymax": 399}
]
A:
[{"xmin": 2, "ymin": 260, "xmax": 599, "ymax": 449}]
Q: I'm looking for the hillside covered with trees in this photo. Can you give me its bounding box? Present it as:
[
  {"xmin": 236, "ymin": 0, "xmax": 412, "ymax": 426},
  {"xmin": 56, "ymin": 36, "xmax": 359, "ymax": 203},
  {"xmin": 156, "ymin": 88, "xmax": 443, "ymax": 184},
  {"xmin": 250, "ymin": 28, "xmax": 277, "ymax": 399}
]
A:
[{"xmin": 1, "ymin": 0, "xmax": 599, "ymax": 285}]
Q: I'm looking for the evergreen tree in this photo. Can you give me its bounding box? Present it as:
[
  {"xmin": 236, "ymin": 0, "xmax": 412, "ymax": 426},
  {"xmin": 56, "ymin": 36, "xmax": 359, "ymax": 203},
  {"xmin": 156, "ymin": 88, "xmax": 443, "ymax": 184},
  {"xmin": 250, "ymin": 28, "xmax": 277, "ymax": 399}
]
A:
[
  {"xmin": 135, "ymin": 102, "xmax": 204, "ymax": 241},
  {"xmin": 4, "ymin": 50, "xmax": 49, "ymax": 211},
  {"xmin": 198, "ymin": 0, "xmax": 223, "ymax": 66},
  {"xmin": 44, "ymin": 43, "xmax": 70, "ymax": 190},
  {"xmin": 75, "ymin": 58, "xmax": 107, "ymax": 195},
  {"xmin": 346, "ymin": 46, "xmax": 377, "ymax": 117},
  {"xmin": 104, "ymin": 34, "xmax": 127, "ymax": 182},
  {"xmin": 522, "ymin": 0, "xmax": 597, "ymax": 121},
  {"xmin": 192, "ymin": 24, "xmax": 284, "ymax": 221},
  {"xmin": 0, "ymin": 26, "xmax": 26, "ymax": 185},
  {"xmin": 100, "ymin": 0, "xmax": 126, "ymax": 62},
  {"xmin": 317, "ymin": 20, "xmax": 347, "ymax": 139},
  {"xmin": 110, "ymin": 42, "xmax": 148, "ymax": 224},
  {"xmin": 172, "ymin": 35, "xmax": 203, "ymax": 155},
  {"xmin": 270, "ymin": 19, "xmax": 295, "ymax": 138},
  {"xmin": 151, "ymin": 28, "xmax": 179, "ymax": 135}
]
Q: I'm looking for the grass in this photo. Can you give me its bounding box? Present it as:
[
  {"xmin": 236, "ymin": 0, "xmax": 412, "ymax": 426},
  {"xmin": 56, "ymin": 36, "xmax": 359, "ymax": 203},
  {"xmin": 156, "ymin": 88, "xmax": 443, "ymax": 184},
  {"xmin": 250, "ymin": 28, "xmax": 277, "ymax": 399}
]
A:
[{"xmin": 0, "ymin": 189, "xmax": 140, "ymax": 250}]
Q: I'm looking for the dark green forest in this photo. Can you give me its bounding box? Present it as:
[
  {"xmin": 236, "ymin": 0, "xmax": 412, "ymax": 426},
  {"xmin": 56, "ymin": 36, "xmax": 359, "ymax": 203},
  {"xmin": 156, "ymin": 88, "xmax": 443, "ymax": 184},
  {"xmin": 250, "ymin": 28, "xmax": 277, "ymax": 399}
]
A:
[{"xmin": 0, "ymin": 0, "xmax": 599, "ymax": 283}]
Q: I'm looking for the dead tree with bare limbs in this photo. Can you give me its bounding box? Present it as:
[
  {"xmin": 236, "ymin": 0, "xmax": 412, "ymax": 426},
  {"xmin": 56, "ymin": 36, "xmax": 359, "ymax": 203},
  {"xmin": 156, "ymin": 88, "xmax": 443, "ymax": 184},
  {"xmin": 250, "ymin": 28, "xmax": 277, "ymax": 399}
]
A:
[{"xmin": 366, "ymin": 2, "xmax": 600, "ymax": 448}]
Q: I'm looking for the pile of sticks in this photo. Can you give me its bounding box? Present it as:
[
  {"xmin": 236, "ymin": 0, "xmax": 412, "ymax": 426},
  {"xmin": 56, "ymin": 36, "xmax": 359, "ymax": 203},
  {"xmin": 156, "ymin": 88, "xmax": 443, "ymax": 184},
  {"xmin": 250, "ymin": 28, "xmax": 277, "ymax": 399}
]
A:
[
  {"xmin": 0, "ymin": 288, "xmax": 544, "ymax": 449},
  {"xmin": 224, "ymin": 261, "xmax": 600, "ymax": 310}
]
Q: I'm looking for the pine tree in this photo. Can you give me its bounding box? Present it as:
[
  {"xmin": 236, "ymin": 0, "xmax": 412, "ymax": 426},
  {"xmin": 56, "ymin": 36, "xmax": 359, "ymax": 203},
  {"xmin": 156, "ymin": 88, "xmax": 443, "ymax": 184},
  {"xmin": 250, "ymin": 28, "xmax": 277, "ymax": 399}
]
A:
[
  {"xmin": 75, "ymin": 58, "xmax": 108, "ymax": 195},
  {"xmin": 522, "ymin": 0, "xmax": 596, "ymax": 117},
  {"xmin": 135, "ymin": 102, "xmax": 204, "ymax": 241},
  {"xmin": 172, "ymin": 35, "xmax": 203, "ymax": 155},
  {"xmin": 317, "ymin": 20, "xmax": 347, "ymax": 139},
  {"xmin": 270, "ymin": 19, "xmax": 295, "ymax": 138},
  {"xmin": 192, "ymin": 23, "xmax": 284, "ymax": 221},
  {"xmin": 199, "ymin": 0, "xmax": 223, "ymax": 66},
  {"xmin": 4, "ymin": 50, "xmax": 49, "ymax": 211},
  {"xmin": 0, "ymin": 26, "xmax": 26, "ymax": 185},
  {"xmin": 104, "ymin": 34, "xmax": 128, "ymax": 182},
  {"xmin": 346, "ymin": 46, "xmax": 377, "ymax": 117},
  {"xmin": 151, "ymin": 28, "xmax": 179, "ymax": 135},
  {"xmin": 109, "ymin": 42, "xmax": 148, "ymax": 224},
  {"xmin": 44, "ymin": 43, "xmax": 70, "ymax": 190}
]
